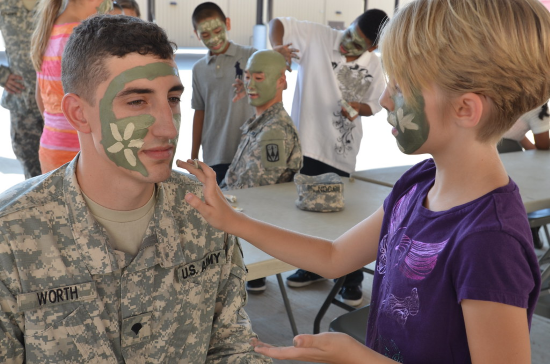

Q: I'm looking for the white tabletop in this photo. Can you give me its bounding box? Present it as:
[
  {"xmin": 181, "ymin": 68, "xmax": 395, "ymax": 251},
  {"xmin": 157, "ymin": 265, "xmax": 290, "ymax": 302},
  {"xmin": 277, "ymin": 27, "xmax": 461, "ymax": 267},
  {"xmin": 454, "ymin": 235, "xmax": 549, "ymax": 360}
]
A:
[
  {"xmin": 230, "ymin": 178, "xmax": 392, "ymax": 280},
  {"xmin": 351, "ymin": 150, "xmax": 550, "ymax": 213}
]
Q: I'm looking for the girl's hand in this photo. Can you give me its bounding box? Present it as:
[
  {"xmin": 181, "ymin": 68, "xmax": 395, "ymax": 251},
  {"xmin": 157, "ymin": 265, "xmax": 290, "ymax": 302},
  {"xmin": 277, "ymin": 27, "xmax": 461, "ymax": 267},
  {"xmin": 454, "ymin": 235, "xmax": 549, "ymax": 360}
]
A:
[
  {"xmin": 176, "ymin": 159, "xmax": 241, "ymax": 234},
  {"xmin": 251, "ymin": 332, "xmax": 371, "ymax": 364}
]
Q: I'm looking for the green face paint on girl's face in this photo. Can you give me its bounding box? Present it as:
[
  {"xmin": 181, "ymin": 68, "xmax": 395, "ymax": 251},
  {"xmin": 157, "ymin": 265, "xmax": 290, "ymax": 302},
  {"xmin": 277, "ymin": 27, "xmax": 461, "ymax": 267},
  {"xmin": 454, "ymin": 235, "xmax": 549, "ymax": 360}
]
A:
[
  {"xmin": 387, "ymin": 90, "xmax": 430, "ymax": 154},
  {"xmin": 99, "ymin": 62, "xmax": 180, "ymax": 176},
  {"xmin": 197, "ymin": 18, "xmax": 228, "ymax": 54},
  {"xmin": 339, "ymin": 23, "xmax": 369, "ymax": 57}
]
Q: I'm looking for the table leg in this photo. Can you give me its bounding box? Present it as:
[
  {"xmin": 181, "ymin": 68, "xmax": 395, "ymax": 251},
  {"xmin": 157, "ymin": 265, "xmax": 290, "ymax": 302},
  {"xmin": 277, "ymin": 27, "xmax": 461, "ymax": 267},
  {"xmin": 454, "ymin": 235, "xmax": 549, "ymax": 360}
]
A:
[{"xmin": 276, "ymin": 273, "xmax": 299, "ymax": 336}]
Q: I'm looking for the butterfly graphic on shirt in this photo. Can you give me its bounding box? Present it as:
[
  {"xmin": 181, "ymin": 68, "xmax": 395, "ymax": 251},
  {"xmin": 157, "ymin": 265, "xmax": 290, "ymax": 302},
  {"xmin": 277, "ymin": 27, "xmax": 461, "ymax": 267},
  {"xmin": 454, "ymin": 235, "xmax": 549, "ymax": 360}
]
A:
[{"xmin": 375, "ymin": 184, "xmax": 448, "ymax": 326}]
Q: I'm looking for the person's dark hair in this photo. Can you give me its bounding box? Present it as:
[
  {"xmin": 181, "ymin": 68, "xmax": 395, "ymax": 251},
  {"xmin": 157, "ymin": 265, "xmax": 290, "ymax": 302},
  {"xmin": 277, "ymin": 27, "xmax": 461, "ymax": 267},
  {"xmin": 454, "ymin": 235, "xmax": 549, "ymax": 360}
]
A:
[
  {"xmin": 356, "ymin": 9, "xmax": 388, "ymax": 46},
  {"xmin": 191, "ymin": 2, "xmax": 226, "ymax": 30},
  {"xmin": 62, "ymin": 15, "xmax": 176, "ymax": 105}
]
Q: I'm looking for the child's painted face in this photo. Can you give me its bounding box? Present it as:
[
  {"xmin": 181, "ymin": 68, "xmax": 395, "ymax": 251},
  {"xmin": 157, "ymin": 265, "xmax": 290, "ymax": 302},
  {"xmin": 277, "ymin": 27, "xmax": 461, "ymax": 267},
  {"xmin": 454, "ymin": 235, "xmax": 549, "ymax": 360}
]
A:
[
  {"xmin": 99, "ymin": 62, "xmax": 181, "ymax": 177},
  {"xmin": 385, "ymin": 84, "xmax": 430, "ymax": 154},
  {"xmin": 96, "ymin": 0, "xmax": 113, "ymax": 14},
  {"xmin": 197, "ymin": 18, "xmax": 228, "ymax": 54},
  {"xmin": 339, "ymin": 23, "xmax": 370, "ymax": 56}
]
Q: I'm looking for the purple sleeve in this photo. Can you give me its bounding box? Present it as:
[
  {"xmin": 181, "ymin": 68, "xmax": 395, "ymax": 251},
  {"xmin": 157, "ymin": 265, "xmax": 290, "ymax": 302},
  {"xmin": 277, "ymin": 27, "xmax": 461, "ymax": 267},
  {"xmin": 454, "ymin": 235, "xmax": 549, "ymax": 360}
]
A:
[{"xmin": 453, "ymin": 230, "xmax": 537, "ymax": 308}]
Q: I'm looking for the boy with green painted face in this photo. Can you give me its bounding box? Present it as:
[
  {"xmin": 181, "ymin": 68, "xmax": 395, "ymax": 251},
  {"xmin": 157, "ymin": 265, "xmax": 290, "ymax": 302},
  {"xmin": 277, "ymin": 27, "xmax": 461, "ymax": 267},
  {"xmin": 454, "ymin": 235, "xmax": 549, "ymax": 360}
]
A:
[
  {"xmin": 191, "ymin": 2, "xmax": 256, "ymax": 185},
  {"xmin": 220, "ymin": 50, "xmax": 303, "ymax": 293},
  {"xmin": 0, "ymin": 15, "xmax": 271, "ymax": 363},
  {"xmin": 269, "ymin": 9, "xmax": 388, "ymax": 306}
]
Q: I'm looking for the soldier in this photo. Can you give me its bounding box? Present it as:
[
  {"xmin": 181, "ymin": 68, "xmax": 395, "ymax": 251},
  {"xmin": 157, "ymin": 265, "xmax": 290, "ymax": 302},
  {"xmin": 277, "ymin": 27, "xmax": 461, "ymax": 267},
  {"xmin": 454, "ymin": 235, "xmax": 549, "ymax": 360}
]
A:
[
  {"xmin": 0, "ymin": 0, "xmax": 43, "ymax": 178},
  {"xmin": 220, "ymin": 50, "xmax": 302, "ymax": 292},
  {"xmin": 0, "ymin": 15, "xmax": 271, "ymax": 363}
]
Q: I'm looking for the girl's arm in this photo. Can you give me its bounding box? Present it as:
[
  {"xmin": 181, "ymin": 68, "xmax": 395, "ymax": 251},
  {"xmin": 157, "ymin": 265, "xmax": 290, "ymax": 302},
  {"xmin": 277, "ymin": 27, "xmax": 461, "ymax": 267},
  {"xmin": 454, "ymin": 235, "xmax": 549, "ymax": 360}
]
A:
[
  {"xmin": 462, "ymin": 299, "xmax": 531, "ymax": 364},
  {"xmin": 177, "ymin": 159, "xmax": 383, "ymax": 279}
]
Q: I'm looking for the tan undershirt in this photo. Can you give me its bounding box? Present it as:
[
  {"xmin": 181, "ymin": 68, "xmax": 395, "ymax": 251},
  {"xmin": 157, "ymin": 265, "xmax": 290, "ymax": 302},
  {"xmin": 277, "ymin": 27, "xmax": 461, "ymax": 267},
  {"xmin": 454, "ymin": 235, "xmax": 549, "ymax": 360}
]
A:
[
  {"xmin": 22, "ymin": 0, "xmax": 38, "ymax": 11},
  {"xmin": 82, "ymin": 189, "xmax": 156, "ymax": 256}
]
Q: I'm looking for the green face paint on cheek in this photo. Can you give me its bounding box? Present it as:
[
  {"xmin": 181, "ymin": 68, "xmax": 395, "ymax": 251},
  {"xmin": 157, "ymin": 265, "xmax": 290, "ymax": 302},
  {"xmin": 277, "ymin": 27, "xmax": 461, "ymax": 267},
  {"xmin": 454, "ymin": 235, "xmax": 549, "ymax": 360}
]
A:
[
  {"xmin": 339, "ymin": 24, "xmax": 368, "ymax": 56},
  {"xmin": 387, "ymin": 92, "xmax": 430, "ymax": 154},
  {"xmin": 99, "ymin": 62, "xmax": 179, "ymax": 176},
  {"xmin": 197, "ymin": 19, "xmax": 228, "ymax": 53}
]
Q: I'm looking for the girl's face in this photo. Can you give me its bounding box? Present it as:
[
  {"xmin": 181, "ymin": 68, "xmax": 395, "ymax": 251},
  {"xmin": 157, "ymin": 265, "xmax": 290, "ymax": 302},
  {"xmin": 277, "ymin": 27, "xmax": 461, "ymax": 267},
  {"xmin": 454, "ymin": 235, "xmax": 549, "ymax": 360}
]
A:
[{"xmin": 379, "ymin": 80, "xmax": 431, "ymax": 154}]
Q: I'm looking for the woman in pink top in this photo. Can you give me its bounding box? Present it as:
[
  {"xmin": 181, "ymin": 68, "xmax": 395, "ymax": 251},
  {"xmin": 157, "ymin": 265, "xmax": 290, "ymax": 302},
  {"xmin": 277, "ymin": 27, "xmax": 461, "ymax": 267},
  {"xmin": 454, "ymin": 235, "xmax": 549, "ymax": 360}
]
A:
[{"xmin": 31, "ymin": 0, "xmax": 111, "ymax": 173}]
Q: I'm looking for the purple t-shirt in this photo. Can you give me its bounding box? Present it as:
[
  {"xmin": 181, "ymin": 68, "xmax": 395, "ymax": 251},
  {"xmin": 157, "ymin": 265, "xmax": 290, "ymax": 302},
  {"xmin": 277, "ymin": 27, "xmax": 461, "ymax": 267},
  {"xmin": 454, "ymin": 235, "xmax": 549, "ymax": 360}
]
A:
[{"xmin": 366, "ymin": 159, "xmax": 541, "ymax": 363}]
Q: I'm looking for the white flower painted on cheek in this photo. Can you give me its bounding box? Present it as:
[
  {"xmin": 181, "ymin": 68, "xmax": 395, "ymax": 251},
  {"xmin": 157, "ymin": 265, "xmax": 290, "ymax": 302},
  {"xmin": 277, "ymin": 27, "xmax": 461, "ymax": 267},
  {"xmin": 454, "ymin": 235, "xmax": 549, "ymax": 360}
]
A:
[
  {"xmin": 107, "ymin": 123, "xmax": 144, "ymax": 166},
  {"xmin": 396, "ymin": 108, "xmax": 418, "ymax": 133}
]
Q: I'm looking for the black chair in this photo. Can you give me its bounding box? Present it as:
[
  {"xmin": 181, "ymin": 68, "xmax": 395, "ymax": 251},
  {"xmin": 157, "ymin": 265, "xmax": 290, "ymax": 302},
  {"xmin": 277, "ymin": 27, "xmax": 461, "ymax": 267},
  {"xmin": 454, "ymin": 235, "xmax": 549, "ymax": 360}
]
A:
[{"xmin": 328, "ymin": 304, "xmax": 370, "ymax": 343}]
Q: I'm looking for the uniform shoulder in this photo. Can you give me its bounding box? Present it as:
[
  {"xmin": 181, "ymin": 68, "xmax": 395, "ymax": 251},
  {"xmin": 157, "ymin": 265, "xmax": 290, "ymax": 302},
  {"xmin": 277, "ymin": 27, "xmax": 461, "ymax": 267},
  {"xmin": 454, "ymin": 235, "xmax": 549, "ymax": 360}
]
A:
[
  {"xmin": 0, "ymin": 170, "xmax": 64, "ymax": 218},
  {"xmin": 165, "ymin": 169, "xmax": 203, "ymax": 191}
]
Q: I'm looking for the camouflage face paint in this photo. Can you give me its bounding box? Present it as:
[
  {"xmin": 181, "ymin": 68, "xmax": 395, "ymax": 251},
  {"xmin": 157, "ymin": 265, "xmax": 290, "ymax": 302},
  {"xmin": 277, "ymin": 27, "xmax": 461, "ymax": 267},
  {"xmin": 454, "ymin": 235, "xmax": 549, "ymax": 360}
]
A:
[
  {"xmin": 99, "ymin": 62, "xmax": 180, "ymax": 176},
  {"xmin": 339, "ymin": 23, "xmax": 369, "ymax": 57},
  {"xmin": 245, "ymin": 50, "xmax": 286, "ymax": 107},
  {"xmin": 197, "ymin": 18, "xmax": 228, "ymax": 54},
  {"xmin": 96, "ymin": 0, "xmax": 113, "ymax": 14},
  {"xmin": 387, "ymin": 91, "xmax": 430, "ymax": 154}
]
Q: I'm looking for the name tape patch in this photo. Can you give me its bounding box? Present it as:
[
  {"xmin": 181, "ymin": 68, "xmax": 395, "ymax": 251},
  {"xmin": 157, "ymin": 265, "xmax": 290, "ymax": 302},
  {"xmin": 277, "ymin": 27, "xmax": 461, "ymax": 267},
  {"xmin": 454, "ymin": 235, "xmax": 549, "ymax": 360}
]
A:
[
  {"xmin": 306, "ymin": 184, "xmax": 342, "ymax": 193},
  {"xmin": 17, "ymin": 282, "xmax": 97, "ymax": 312},
  {"xmin": 176, "ymin": 249, "xmax": 225, "ymax": 282}
]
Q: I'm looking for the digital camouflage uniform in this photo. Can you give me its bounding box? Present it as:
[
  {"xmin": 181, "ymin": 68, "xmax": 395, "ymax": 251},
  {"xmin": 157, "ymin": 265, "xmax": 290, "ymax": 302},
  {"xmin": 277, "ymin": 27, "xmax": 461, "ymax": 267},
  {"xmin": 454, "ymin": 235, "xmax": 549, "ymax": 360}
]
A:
[
  {"xmin": 0, "ymin": 0, "xmax": 43, "ymax": 179},
  {"xmin": 221, "ymin": 102, "xmax": 302, "ymax": 190},
  {"xmin": 0, "ymin": 157, "xmax": 271, "ymax": 363}
]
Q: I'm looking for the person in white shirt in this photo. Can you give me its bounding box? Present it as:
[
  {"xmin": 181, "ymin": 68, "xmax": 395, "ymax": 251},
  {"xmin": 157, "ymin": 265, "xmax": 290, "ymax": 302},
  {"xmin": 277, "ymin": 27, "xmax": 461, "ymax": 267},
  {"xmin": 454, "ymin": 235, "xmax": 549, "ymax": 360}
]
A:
[{"xmin": 269, "ymin": 9, "xmax": 388, "ymax": 306}]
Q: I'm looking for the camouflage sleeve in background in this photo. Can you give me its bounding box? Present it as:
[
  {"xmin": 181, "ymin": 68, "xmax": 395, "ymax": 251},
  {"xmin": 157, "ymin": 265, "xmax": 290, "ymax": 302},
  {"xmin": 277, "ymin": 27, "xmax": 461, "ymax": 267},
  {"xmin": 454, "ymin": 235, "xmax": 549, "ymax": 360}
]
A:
[
  {"xmin": 222, "ymin": 103, "xmax": 303, "ymax": 190},
  {"xmin": 206, "ymin": 235, "xmax": 271, "ymax": 364},
  {"xmin": 0, "ymin": 65, "xmax": 11, "ymax": 86}
]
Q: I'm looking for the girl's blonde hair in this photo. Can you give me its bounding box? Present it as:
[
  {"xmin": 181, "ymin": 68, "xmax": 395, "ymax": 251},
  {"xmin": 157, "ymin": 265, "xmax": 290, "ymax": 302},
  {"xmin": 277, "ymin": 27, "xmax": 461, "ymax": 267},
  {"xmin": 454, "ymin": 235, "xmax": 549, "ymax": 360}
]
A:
[
  {"xmin": 380, "ymin": 0, "xmax": 550, "ymax": 142},
  {"xmin": 31, "ymin": 0, "xmax": 64, "ymax": 71}
]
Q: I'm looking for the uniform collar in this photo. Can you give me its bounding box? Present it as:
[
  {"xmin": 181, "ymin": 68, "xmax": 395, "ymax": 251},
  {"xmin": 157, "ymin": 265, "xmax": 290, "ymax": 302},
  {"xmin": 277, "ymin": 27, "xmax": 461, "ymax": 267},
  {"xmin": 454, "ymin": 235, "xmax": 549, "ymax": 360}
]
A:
[
  {"xmin": 241, "ymin": 102, "xmax": 284, "ymax": 134},
  {"xmin": 206, "ymin": 41, "xmax": 237, "ymax": 64},
  {"xmin": 63, "ymin": 154, "xmax": 185, "ymax": 274}
]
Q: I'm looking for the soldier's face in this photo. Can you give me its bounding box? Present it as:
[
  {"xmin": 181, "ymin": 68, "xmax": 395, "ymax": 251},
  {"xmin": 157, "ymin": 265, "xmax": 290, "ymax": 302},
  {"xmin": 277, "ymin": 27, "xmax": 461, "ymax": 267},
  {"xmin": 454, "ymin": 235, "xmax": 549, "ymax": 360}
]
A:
[
  {"xmin": 87, "ymin": 54, "xmax": 183, "ymax": 182},
  {"xmin": 196, "ymin": 17, "xmax": 229, "ymax": 54}
]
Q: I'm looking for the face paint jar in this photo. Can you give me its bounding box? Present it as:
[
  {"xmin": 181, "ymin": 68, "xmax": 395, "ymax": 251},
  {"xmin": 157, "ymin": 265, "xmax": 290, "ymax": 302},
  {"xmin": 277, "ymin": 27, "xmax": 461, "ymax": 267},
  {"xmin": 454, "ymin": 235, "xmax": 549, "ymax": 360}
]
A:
[
  {"xmin": 197, "ymin": 18, "xmax": 228, "ymax": 54},
  {"xmin": 99, "ymin": 62, "xmax": 180, "ymax": 176},
  {"xmin": 339, "ymin": 23, "xmax": 370, "ymax": 57},
  {"xmin": 387, "ymin": 91, "xmax": 430, "ymax": 154}
]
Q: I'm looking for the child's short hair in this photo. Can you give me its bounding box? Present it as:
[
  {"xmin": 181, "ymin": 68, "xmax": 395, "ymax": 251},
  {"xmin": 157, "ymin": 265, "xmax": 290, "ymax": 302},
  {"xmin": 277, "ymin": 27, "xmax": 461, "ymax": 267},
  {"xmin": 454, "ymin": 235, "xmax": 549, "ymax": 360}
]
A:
[
  {"xmin": 355, "ymin": 9, "xmax": 388, "ymax": 46},
  {"xmin": 380, "ymin": 0, "xmax": 550, "ymax": 142},
  {"xmin": 192, "ymin": 2, "xmax": 226, "ymax": 30}
]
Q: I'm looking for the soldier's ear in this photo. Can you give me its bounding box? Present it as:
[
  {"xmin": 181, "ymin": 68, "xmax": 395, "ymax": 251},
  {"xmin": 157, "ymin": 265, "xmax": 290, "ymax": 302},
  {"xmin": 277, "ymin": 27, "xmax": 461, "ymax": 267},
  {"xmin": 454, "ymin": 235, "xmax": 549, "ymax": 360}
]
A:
[
  {"xmin": 62, "ymin": 93, "xmax": 92, "ymax": 134},
  {"xmin": 225, "ymin": 17, "xmax": 231, "ymax": 31}
]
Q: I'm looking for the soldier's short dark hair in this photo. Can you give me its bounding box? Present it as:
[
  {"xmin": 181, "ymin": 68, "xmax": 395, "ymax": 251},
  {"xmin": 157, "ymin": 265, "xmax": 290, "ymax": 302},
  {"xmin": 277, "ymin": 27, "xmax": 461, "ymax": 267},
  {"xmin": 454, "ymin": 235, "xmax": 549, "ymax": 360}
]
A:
[
  {"xmin": 191, "ymin": 2, "xmax": 226, "ymax": 30},
  {"xmin": 62, "ymin": 15, "xmax": 176, "ymax": 105}
]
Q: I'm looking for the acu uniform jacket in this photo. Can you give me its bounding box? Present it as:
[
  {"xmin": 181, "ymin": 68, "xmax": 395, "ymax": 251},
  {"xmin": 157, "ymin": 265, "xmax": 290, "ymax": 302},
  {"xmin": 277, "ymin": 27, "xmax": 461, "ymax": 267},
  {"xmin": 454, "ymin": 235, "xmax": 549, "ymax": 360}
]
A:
[{"xmin": 0, "ymin": 157, "xmax": 271, "ymax": 364}]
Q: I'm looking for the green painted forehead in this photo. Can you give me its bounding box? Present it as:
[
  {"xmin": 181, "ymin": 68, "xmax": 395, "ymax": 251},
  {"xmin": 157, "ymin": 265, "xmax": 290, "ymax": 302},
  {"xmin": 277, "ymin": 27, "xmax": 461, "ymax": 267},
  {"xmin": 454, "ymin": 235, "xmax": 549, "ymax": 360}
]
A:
[
  {"xmin": 246, "ymin": 50, "xmax": 286, "ymax": 79},
  {"xmin": 197, "ymin": 18, "xmax": 225, "ymax": 32}
]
